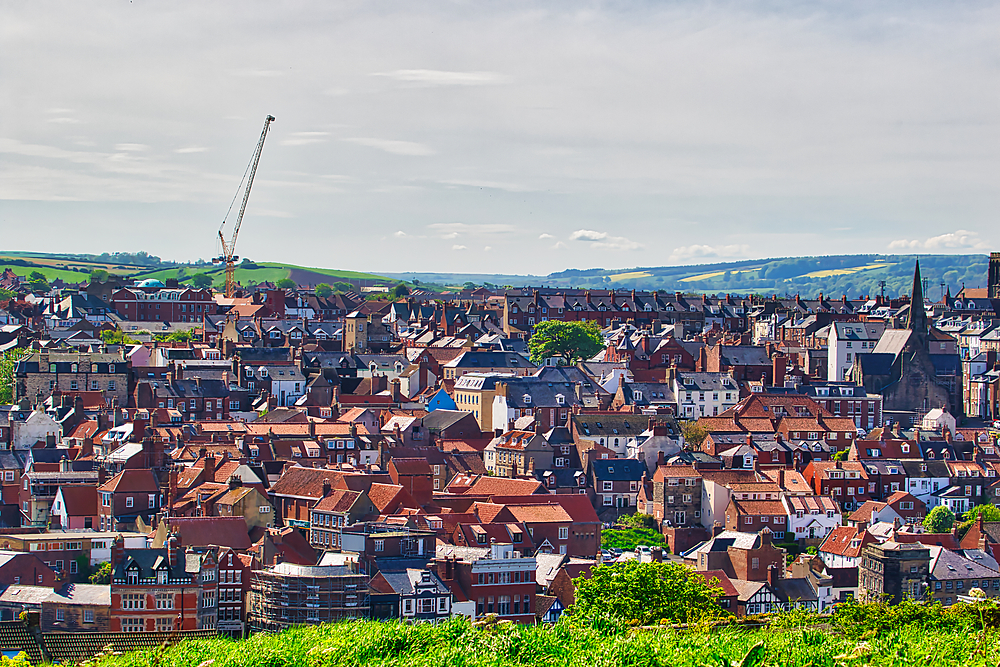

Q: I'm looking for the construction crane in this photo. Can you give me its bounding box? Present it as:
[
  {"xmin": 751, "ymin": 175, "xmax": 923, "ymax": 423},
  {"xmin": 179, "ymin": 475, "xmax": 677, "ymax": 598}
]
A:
[{"xmin": 214, "ymin": 114, "xmax": 275, "ymax": 298}]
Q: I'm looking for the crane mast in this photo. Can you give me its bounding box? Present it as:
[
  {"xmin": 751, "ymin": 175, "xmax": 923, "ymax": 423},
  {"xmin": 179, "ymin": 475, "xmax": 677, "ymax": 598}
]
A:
[{"xmin": 214, "ymin": 114, "xmax": 275, "ymax": 298}]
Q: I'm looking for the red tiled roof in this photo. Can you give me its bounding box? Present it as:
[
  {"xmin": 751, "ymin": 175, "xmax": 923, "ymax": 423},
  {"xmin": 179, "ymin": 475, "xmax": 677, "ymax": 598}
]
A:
[
  {"xmin": 312, "ymin": 489, "xmax": 362, "ymax": 513},
  {"xmin": 695, "ymin": 569, "xmax": 739, "ymax": 596},
  {"xmin": 390, "ymin": 458, "xmax": 432, "ymax": 476},
  {"xmin": 504, "ymin": 504, "xmax": 572, "ymax": 524},
  {"xmin": 464, "ymin": 476, "xmax": 544, "ymax": 496},
  {"xmin": 170, "ymin": 516, "xmax": 251, "ymax": 550},
  {"xmin": 56, "ymin": 486, "xmax": 97, "ymax": 516},
  {"xmin": 819, "ymin": 526, "xmax": 872, "ymax": 557},
  {"xmin": 99, "ymin": 469, "xmax": 158, "ymax": 494},
  {"xmin": 730, "ymin": 499, "xmax": 786, "ymax": 516}
]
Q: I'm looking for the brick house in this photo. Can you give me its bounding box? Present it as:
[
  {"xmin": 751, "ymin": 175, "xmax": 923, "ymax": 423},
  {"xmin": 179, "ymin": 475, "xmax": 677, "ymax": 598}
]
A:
[
  {"xmin": 687, "ymin": 529, "xmax": 785, "ymax": 582},
  {"xmin": 109, "ymin": 535, "xmax": 218, "ymax": 632},
  {"xmin": 435, "ymin": 542, "xmax": 537, "ymax": 622},
  {"xmin": 98, "ymin": 469, "xmax": 162, "ymax": 532},
  {"xmin": 648, "ymin": 464, "xmax": 703, "ymax": 529},
  {"xmin": 111, "ymin": 286, "xmax": 217, "ymax": 323},
  {"xmin": 724, "ymin": 499, "xmax": 789, "ymax": 540},
  {"xmin": 484, "ymin": 430, "xmax": 552, "ymax": 478},
  {"xmin": 15, "ymin": 350, "xmax": 129, "ymax": 405},
  {"xmin": 801, "ymin": 460, "xmax": 871, "ymax": 512},
  {"xmin": 308, "ymin": 489, "xmax": 377, "ymax": 552},
  {"xmin": 41, "ymin": 583, "xmax": 111, "ymax": 633},
  {"xmin": 590, "ymin": 458, "xmax": 645, "ymax": 512}
]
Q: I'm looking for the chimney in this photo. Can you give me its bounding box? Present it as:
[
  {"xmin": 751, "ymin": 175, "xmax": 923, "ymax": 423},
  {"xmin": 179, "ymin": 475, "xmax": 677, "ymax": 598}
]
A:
[
  {"xmin": 168, "ymin": 468, "xmax": 178, "ymax": 507},
  {"xmin": 111, "ymin": 535, "xmax": 125, "ymax": 568},
  {"xmin": 712, "ymin": 522, "xmax": 724, "ymax": 537},
  {"xmin": 228, "ymin": 475, "xmax": 243, "ymax": 490},
  {"xmin": 322, "ymin": 478, "xmax": 332, "ymax": 497},
  {"xmin": 657, "ymin": 450, "xmax": 665, "ymax": 467},
  {"xmin": 203, "ymin": 453, "xmax": 216, "ymax": 479},
  {"xmin": 167, "ymin": 534, "xmax": 179, "ymax": 568},
  {"xmin": 59, "ymin": 456, "xmax": 70, "ymax": 473},
  {"xmin": 767, "ymin": 563, "xmax": 779, "ymax": 587},
  {"xmin": 772, "ymin": 354, "xmax": 787, "ymax": 388},
  {"xmin": 390, "ymin": 379, "xmax": 401, "ymax": 403}
]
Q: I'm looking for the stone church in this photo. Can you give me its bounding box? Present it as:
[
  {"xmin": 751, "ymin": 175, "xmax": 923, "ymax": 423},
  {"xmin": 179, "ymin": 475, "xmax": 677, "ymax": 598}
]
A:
[{"xmin": 850, "ymin": 261, "xmax": 955, "ymax": 425}]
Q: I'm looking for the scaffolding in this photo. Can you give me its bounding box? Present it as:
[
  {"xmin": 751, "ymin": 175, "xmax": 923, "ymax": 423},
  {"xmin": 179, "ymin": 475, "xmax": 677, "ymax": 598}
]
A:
[{"xmin": 248, "ymin": 563, "xmax": 369, "ymax": 632}]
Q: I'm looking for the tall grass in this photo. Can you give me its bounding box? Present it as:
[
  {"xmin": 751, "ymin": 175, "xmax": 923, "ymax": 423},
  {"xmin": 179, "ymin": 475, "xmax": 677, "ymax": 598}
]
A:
[{"xmin": 83, "ymin": 613, "xmax": 1000, "ymax": 667}]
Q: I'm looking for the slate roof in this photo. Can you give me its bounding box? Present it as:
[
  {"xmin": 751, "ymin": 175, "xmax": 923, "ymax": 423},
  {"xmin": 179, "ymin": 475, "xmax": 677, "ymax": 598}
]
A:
[{"xmin": 590, "ymin": 459, "xmax": 645, "ymax": 481}]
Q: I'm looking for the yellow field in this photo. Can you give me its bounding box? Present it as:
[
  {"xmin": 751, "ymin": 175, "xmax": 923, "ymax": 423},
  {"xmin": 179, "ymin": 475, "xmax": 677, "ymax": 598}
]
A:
[
  {"xmin": 802, "ymin": 263, "xmax": 893, "ymax": 279},
  {"xmin": 0, "ymin": 255, "xmax": 143, "ymax": 273},
  {"xmin": 679, "ymin": 268, "xmax": 760, "ymax": 282},
  {"xmin": 609, "ymin": 271, "xmax": 653, "ymax": 282}
]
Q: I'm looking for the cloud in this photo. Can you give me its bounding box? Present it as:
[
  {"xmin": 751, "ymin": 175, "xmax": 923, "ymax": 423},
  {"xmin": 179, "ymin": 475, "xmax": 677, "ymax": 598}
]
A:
[
  {"xmin": 115, "ymin": 144, "xmax": 148, "ymax": 152},
  {"xmin": 668, "ymin": 244, "xmax": 750, "ymax": 263},
  {"xmin": 569, "ymin": 229, "xmax": 641, "ymax": 251},
  {"xmin": 393, "ymin": 230, "xmax": 408, "ymax": 238},
  {"xmin": 889, "ymin": 230, "xmax": 990, "ymax": 251},
  {"xmin": 373, "ymin": 69, "xmax": 509, "ymax": 86},
  {"xmin": 47, "ymin": 117, "xmax": 80, "ymax": 124},
  {"xmin": 428, "ymin": 223, "xmax": 515, "ymax": 237},
  {"xmin": 539, "ymin": 233, "xmax": 555, "ymax": 240},
  {"xmin": 437, "ymin": 178, "xmax": 534, "ymax": 192},
  {"xmin": 343, "ymin": 137, "xmax": 434, "ymax": 156},
  {"xmin": 452, "ymin": 244, "xmax": 467, "ymax": 250},
  {"xmin": 484, "ymin": 246, "xmax": 492, "ymax": 251},
  {"xmin": 174, "ymin": 146, "xmax": 207, "ymax": 154},
  {"xmin": 281, "ymin": 132, "xmax": 330, "ymax": 147}
]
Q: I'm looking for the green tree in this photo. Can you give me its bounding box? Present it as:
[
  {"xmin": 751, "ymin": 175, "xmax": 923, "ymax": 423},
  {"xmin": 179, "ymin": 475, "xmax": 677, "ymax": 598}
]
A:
[
  {"xmin": 571, "ymin": 561, "xmax": 726, "ymax": 625},
  {"xmin": 100, "ymin": 330, "xmax": 140, "ymax": 346},
  {"xmin": 333, "ymin": 281, "xmax": 353, "ymax": 293},
  {"xmin": 89, "ymin": 562, "xmax": 112, "ymax": 584},
  {"xmin": 276, "ymin": 278, "xmax": 296, "ymax": 289},
  {"xmin": 965, "ymin": 504, "xmax": 1000, "ymax": 523},
  {"xmin": 392, "ymin": 282, "xmax": 410, "ymax": 298},
  {"xmin": 832, "ymin": 449, "xmax": 848, "ymax": 462},
  {"xmin": 528, "ymin": 320, "xmax": 603, "ymax": 366},
  {"xmin": 315, "ymin": 283, "xmax": 333, "ymax": 298},
  {"xmin": 189, "ymin": 273, "xmax": 213, "ymax": 289},
  {"xmin": 923, "ymin": 505, "xmax": 956, "ymax": 533},
  {"xmin": 88, "ymin": 269, "xmax": 109, "ymax": 284},
  {"xmin": 155, "ymin": 329, "xmax": 197, "ymax": 343},
  {"xmin": 0, "ymin": 348, "xmax": 27, "ymax": 404},
  {"xmin": 681, "ymin": 420, "xmax": 709, "ymax": 449},
  {"xmin": 26, "ymin": 271, "xmax": 49, "ymax": 293}
]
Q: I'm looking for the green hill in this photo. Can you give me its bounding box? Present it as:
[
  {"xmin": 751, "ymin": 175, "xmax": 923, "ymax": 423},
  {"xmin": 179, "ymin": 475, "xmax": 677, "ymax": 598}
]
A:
[{"xmin": 389, "ymin": 253, "xmax": 989, "ymax": 298}]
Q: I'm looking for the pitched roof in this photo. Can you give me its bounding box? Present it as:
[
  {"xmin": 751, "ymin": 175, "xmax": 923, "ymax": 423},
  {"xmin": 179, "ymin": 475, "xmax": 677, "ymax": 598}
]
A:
[
  {"xmin": 99, "ymin": 469, "xmax": 158, "ymax": 494},
  {"xmin": 169, "ymin": 516, "xmax": 251, "ymax": 550}
]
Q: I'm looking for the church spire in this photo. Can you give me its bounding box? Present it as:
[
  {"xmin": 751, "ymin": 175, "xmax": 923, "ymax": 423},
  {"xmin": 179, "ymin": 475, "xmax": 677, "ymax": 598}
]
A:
[{"xmin": 906, "ymin": 260, "xmax": 927, "ymax": 332}]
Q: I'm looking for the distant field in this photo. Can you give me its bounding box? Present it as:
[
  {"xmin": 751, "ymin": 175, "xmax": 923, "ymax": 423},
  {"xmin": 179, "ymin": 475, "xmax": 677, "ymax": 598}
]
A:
[
  {"xmin": 680, "ymin": 268, "xmax": 759, "ymax": 283},
  {"xmin": 609, "ymin": 270, "xmax": 653, "ymax": 282},
  {"xmin": 802, "ymin": 262, "xmax": 893, "ymax": 278},
  {"xmin": 0, "ymin": 264, "xmax": 90, "ymax": 283}
]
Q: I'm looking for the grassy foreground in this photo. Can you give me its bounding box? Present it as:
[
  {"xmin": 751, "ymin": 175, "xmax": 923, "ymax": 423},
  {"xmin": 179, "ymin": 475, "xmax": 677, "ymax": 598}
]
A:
[{"xmin": 79, "ymin": 617, "xmax": 1000, "ymax": 667}]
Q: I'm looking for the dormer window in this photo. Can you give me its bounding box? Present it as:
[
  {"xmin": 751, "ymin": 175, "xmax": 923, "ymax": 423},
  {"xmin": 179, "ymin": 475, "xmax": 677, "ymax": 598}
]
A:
[
  {"xmin": 127, "ymin": 568, "xmax": 139, "ymax": 585},
  {"xmin": 158, "ymin": 569, "xmax": 168, "ymax": 585},
  {"xmin": 523, "ymin": 394, "xmax": 532, "ymax": 404}
]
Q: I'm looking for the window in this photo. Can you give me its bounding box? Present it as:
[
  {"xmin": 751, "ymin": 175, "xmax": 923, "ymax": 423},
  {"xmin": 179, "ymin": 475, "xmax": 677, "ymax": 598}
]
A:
[
  {"xmin": 148, "ymin": 494, "xmax": 156, "ymax": 509},
  {"xmin": 70, "ymin": 560, "xmax": 78, "ymax": 574},
  {"xmin": 202, "ymin": 591, "xmax": 216, "ymax": 608},
  {"xmin": 126, "ymin": 570, "xmax": 139, "ymax": 585},
  {"xmin": 121, "ymin": 618, "xmax": 144, "ymax": 633},
  {"xmin": 121, "ymin": 593, "xmax": 145, "ymax": 610},
  {"xmin": 418, "ymin": 598, "xmax": 435, "ymax": 614},
  {"xmin": 155, "ymin": 617, "xmax": 174, "ymax": 632},
  {"xmin": 156, "ymin": 592, "xmax": 174, "ymax": 609},
  {"xmin": 374, "ymin": 539, "xmax": 385, "ymax": 552},
  {"xmin": 125, "ymin": 496, "xmax": 134, "ymax": 508},
  {"xmin": 558, "ymin": 527, "xmax": 569, "ymax": 540},
  {"xmin": 56, "ymin": 609, "xmax": 65, "ymax": 622},
  {"xmin": 157, "ymin": 569, "xmax": 168, "ymax": 585},
  {"xmin": 602, "ymin": 481, "xmax": 613, "ymax": 492},
  {"xmin": 751, "ymin": 558, "xmax": 760, "ymax": 570},
  {"xmin": 84, "ymin": 609, "xmax": 94, "ymax": 624},
  {"xmin": 498, "ymin": 595, "xmax": 511, "ymax": 616}
]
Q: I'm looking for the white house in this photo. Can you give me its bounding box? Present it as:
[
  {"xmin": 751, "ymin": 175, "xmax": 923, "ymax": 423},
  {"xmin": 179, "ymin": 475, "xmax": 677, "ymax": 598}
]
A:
[
  {"xmin": 784, "ymin": 495, "xmax": 842, "ymax": 541},
  {"xmin": 673, "ymin": 372, "xmax": 739, "ymax": 418},
  {"xmin": 828, "ymin": 322, "xmax": 885, "ymax": 382},
  {"xmin": 10, "ymin": 409, "xmax": 60, "ymax": 451},
  {"xmin": 921, "ymin": 408, "xmax": 957, "ymax": 436}
]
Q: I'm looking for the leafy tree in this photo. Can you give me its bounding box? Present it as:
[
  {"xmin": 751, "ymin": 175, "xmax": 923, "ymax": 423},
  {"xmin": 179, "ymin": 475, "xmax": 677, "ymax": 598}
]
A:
[
  {"xmin": 100, "ymin": 330, "xmax": 140, "ymax": 345},
  {"xmin": 155, "ymin": 329, "xmax": 197, "ymax": 343},
  {"xmin": 189, "ymin": 273, "xmax": 213, "ymax": 289},
  {"xmin": 463, "ymin": 281, "xmax": 478, "ymax": 290},
  {"xmin": 88, "ymin": 269, "xmax": 109, "ymax": 284},
  {"xmin": 528, "ymin": 320, "xmax": 603, "ymax": 366},
  {"xmin": 571, "ymin": 561, "xmax": 726, "ymax": 625},
  {"xmin": 965, "ymin": 504, "xmax": 1000, "ymax": 523},
  {"xmin": 681, "ymin": 420, "xmax": 709, "ymax": 449},
  {"xmin": 333, "ymin": 281, "xmax": 353, "ymax": 293},
  {"xmin": 832, "ymin": 449, "xmax": 848, "ymax": 462},
  {"xmin": 923, "ymin": 505, "xmax": 956, "ymax": 533},
  {"xmin": 315, "ymin": 283, "xmax": 333, "ymax": 298},
  {"xmin": 26, "ymin": 271, "xmax": 49, "ymax": 293},
  {"xmin": 0, "ymin": 348, "xmax": 27, "ymax": 404},
  {"xmin": 89, "ymin": 562, "xmax": 112, "ymax": 584},
  {"xmin": 0, "ymin": 289, "xmax": 14, "ymax": 302},
  {"xmin": 276, "ymin": 278, "xmax": 296, "ymax": 289},
  {"xmin": 392, "ymin": 283, "xmax": 410, "ymax": 298}
]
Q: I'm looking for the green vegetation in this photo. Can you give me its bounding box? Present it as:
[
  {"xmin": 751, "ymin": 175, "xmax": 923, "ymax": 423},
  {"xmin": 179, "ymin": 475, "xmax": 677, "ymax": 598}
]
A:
[
  {"xmin": 681, "ymin": 420, "xmax": 709, "ymax": 448},
  {"xmin": 89, "ymin": 561, "xmax": 112, "ymax": 585},
  {"xmin": 315, "ymin": 283, "xmax": 333, "ymax": 297},
  {"xmin": 956, "ymin": 504, "xmax": 1000, "ymax": 539},
  {"xmin": 155, "ymin": 329, "xmax": 198, "ymax": 343},
  {"xmin": 924, "ymin": 505, "xmax": 956, "ymax": 533},
  {"xmin": 26, "ymin": 271, "xmax": 49, "ymax": 293},
  {"xmin": 528, "ymin": 320, "xmax": 603, "ymax": 366},
  {"xmin": 0, "ymin": 348, "xmax": 28, "ymax": 404},
  {"xmin": 392, "ymin": 282, "xmax": 410, "ymax": 298},
  {"xmin": 100, "ymin": 330, "xmax": 140, "ymax": 346},
  {"xmin": 89, "ymin": 268, "xmax": 109, "ymax": 283},
  {"xmin": 571, "ymin": 561, "xmax": 725, "ymax": 626},
  {"xmin": 276, "ymin": 278, "xmax": 297, "ymax": 289},
  {"xmin": 189, "ymin": 273, "xmax": 213, "ymax": 289},
  {"xmin": 602, "ymin": 514, "xmax": 667, "ymax": 552},
  {"xmin": 84, "ymin": 598, "xmax": 1000, "ymax": 667}
]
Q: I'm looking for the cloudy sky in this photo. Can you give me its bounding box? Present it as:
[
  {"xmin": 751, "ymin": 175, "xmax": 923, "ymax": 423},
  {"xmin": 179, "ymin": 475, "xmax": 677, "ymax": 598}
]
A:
[{"xmin": 2, "ymin": 1, "xmax": 999, "ymax": 275}]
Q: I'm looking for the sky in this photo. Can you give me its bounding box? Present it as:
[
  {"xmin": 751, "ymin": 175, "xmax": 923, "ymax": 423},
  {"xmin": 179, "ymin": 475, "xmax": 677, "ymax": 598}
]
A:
[{"xmin": 2, "ymin": 1, "xmax": 999, "ymax": 276}]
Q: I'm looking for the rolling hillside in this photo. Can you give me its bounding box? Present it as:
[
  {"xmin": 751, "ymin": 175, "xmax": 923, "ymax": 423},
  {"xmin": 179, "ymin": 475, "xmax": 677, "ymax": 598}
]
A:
[{"xmin": 389, "ymin": 253, "xmax": 989, "ymax": 299}]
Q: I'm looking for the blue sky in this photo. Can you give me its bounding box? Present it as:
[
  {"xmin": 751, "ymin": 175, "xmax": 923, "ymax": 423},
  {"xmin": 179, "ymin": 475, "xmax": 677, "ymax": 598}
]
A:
[{"xmin": 1, "ymin": 1, "xmax": 998, "ymax": 274}]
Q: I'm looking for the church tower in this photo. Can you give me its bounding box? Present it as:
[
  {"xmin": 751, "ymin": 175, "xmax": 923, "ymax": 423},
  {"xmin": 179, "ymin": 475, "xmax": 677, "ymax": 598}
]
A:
[
  {"xmin": 989, "ymin": 252, "xmax": 1000, "ymax": 299},
  {"xmin": 906, "ymin": 260, "xmax": 927, "ymax": 334}
]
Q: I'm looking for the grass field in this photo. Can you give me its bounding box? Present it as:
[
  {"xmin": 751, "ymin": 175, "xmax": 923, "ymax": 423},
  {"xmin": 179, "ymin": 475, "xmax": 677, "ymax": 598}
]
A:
[
  {"xmin": 108, "ymin": 263, "xmax": 399, "ymax": 289},
  {"xmin": 679, "ymin": 268, "xmax": 760, "ymax": 283},
  {"xmin": 81, "ymin": 616, "xmax": 1000, "ymax": 667},
  {"xmin": 609, "ymin": 270, "xmax": 653, "ymax": 282},
  {"xmin": 802, "ymin": 262, "xmax": 894, "ymax": 279}
]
